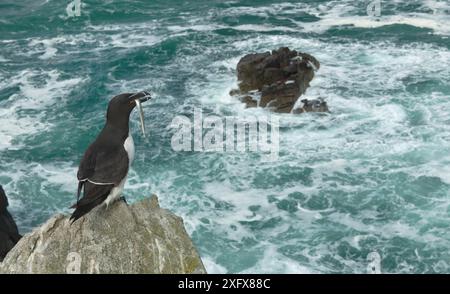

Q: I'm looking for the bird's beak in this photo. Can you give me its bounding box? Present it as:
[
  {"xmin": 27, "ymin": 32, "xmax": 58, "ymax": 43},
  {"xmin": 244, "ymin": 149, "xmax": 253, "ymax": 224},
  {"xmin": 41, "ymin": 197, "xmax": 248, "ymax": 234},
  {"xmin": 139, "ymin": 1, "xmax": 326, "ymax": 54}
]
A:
[
  {"xmin": 136, "ymin": 91, "xmax": 152, "ymax": 104},
  {"xmin": 130, "ymin": 91, "xmax": 152, "ymax": 137},
  {"xmin": 129, "ymin": 91, "xmax": 152, "ymax": 104}
]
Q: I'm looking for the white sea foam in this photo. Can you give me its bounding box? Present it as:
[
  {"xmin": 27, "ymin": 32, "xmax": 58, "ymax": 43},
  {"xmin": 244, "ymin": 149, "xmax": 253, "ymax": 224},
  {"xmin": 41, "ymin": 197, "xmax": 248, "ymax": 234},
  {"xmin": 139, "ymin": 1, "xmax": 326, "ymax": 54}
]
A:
[
  {"xmin": 167, "ymin": 24, "xmax": 224, "ymax": 32},
  {"xmin": 13, "ymin": 70, "xmax": 83, "ymax": 109},
  {"xmin": 299, "ymin": 14, "xmax": 450, "ymax": 35},
  {"xmin": 107, "ymin": 33, "xmax": 161, "ymax": 49},
  {"xmin": 220, "ymin": 0, "xmax": 450, "ymax": 35},
  {"xmin": 233, "ymin": 24, "xmax": 297, "ymax": 32},
  {"xmin": 28, "ymin": 38, "xmax": 59, "ymax": 60},
  {"xmin": 0, "ymin": 70, "xmax": 85, "ymax": 150},
  {"xmin": 162, "ymin": 27, "xmax": 450, "ymax": 272},
  {"xmin": 202, "ymin": 256, "xmax": 228, "ymax": 274},
  {"xmin": 240, "ymin": 246, "xmax": 315, "ymax": 274},
  {"xmin": 422, "ymin": 0, "xmax": 450, "ymax": 15},
  {"xmin": 0, "ymin": 160, "xmax": 77, "ymax": 231}
]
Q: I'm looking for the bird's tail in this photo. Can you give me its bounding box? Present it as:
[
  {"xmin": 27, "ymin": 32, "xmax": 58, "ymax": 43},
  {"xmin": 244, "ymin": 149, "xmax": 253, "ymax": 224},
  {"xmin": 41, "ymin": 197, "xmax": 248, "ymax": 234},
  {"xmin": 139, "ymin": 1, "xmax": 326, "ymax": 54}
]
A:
[
  {"xmin": 69, "ymin": 182, "xmax": 113, "ymax": 223},
  {"xmin": 70, "ymin": 196, "xmax": 106, "ymax": 223},
  {"xmin": 70, "ymin": 181, "xmax": 84, "ymax": 209}
]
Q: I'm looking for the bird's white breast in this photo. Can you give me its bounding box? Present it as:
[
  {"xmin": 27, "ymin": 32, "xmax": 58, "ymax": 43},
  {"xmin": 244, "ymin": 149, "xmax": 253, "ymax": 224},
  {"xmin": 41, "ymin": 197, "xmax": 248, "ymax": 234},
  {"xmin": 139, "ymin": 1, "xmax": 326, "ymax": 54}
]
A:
[
  {"xmin": 124, "ymin": 134, "xmax": 135, "ymax": 166},
  {"xmin": 104, "ymin": 135, "xmax": 134, "ymax": 207}
]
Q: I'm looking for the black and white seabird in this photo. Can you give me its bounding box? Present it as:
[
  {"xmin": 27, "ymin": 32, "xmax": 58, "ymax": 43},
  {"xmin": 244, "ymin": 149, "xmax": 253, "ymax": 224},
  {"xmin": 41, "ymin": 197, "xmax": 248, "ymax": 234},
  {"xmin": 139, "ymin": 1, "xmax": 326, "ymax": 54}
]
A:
[
  {"xmin": 70, "ymin": 91, "xmax": 151, "ymax": 222},
  {"xmin": 0, "ymin": 185, "xmax": 22, "ymax": 261}
]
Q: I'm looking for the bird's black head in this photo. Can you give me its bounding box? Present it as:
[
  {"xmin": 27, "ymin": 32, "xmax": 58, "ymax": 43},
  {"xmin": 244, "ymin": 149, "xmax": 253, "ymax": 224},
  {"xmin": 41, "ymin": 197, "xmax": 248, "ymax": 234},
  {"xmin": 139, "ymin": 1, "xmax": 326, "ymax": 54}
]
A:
[
  {"xmin": 0, "ymin": 185, "xmax": 8, "ymax": 211},
  {"xmin": 106, "ymin": 91, "xmax": 151, "ymax": 128}
]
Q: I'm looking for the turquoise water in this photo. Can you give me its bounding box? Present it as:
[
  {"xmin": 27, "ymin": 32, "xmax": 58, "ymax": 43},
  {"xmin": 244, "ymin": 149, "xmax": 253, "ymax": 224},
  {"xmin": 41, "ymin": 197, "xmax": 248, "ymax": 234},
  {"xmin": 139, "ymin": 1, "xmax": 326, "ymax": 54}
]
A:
[{"xmin": 1, "ymin": 0, "xmax": 450, "ymax": 273}]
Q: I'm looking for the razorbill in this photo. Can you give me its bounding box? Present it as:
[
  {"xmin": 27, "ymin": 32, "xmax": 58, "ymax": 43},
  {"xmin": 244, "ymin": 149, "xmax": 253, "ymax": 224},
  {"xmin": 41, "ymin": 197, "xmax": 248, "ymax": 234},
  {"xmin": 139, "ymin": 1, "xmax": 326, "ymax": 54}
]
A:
[
  {"xmin": 0, "ymin": 185, "xmax": 22, "ymax": 261},
  {"xmin": 70, "ymin": 91, "xmax": 151, "ymax": 222}
]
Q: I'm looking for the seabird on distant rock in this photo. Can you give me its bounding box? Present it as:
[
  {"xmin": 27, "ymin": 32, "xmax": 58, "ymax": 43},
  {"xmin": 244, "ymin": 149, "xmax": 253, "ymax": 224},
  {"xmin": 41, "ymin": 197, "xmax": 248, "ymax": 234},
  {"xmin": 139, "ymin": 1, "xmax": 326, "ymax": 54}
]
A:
[
  {"xmin": 70, "ymin": 91, "xmax": 152, "ymax": 223},
  {"xmin": 297, "ymin": 98, "xmax": 329, "ymax": 113},
  {"xmin": 0, "ymin": 185, "xmax": 22, "ymax": 261}
]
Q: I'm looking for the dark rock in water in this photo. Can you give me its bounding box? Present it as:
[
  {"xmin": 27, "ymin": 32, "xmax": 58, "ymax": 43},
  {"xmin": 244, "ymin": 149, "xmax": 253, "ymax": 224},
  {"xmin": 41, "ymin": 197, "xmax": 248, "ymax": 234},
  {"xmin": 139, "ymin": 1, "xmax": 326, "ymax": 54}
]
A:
[
  {"xmin": 0, "ymin": 185, "xmax": 22, "ymax": 262},
  {"xmin": 239, "ymin": 96, "xmax": 257, "ymax": 108},
  {"xmin": 293, "ymin": 98, "xmax": 329, "ymax": 114},
  {"xmin": 0, "ymin": 195, "xmax": 206, "ymax": 274},
  {"xmin": 236, "ymin": 52, "xmax": 271, "ymax": 92},
  {"xmin": 232, "ymin": 47, "xmax": 323, "ymax": 113},
  {"xmin": 260, "ymin": 81, "xmax": 303, "ymax": 113},
  {"xmin": 229, "ymin": 89, "xmax": 242, "ymax": 96}
]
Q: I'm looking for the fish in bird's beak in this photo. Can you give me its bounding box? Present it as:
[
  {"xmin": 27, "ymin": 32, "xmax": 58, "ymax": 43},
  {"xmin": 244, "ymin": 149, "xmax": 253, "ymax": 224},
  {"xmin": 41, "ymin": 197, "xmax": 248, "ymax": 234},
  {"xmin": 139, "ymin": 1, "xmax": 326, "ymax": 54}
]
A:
[{"xmin": 130, "ymin": 91, "xmax": 152, "ymax": 137}]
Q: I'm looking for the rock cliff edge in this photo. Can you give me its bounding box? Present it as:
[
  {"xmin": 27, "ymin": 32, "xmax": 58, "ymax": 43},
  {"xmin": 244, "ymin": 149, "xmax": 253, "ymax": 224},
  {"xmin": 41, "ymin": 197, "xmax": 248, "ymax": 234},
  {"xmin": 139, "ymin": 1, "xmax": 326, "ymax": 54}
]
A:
[{"xmin": 0, "ymin": 195, "xmax": 206, "ymax": 274}]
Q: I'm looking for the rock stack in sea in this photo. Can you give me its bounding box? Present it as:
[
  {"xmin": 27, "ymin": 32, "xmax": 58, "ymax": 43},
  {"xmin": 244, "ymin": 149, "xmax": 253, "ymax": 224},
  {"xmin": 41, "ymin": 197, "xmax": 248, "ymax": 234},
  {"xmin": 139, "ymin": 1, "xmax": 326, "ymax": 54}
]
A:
[
  {"xmin": 230, "ymin": 47, "xmax": 329, "ymax": 114},
  {"xmin": 0, "ymin": 195, "xmax": 206, "ymax": 274}
]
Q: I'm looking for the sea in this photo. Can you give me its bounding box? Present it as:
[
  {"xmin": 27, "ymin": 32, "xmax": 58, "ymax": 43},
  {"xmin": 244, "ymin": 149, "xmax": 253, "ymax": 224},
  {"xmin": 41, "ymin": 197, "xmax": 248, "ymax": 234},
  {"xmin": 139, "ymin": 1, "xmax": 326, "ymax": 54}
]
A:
[{"xmin": 0, "ymin": 0, "xmax": 449, "ymax": 273}]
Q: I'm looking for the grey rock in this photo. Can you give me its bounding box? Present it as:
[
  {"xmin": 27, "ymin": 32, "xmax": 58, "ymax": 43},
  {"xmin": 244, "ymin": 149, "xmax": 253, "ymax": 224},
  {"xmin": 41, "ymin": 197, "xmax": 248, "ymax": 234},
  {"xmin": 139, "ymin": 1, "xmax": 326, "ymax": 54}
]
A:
[{"xmin": 0, "ymin": 195, "xmax": 206, "ymax": 274}]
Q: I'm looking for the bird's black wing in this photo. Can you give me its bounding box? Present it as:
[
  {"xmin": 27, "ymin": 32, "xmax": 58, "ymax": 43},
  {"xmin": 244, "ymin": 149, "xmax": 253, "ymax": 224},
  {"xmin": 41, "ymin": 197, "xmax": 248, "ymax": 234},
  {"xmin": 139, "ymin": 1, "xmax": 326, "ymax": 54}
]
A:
[
  {"xmin": 71, "ymin": 142, "xmax": 129, "ymax": 222},
  {"xmin": 70, "ymin": 181, "xmax": 114, "ymax": 223},
  {"xmin": 77, "ymin": 142, "xmax": 130, "ymax": 185}
]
